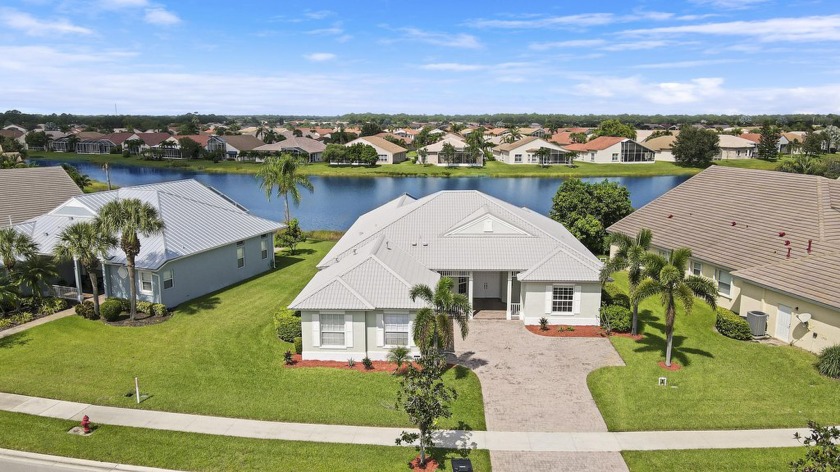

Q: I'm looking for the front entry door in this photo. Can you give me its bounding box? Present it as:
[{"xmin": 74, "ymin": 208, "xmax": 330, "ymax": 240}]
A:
[
  {"xmin": 473, "ymin": 272, "xmax": 500, "ymax": 299},
  {"xmin": 776, "ymin": 304, "xmax": 792, "ymax": 342}
]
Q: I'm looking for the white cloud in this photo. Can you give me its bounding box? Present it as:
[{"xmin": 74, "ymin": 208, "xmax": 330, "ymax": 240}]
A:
[
  {"xmin": 304, "ymin": 52, "xmax": 336, "ymax": 62},
  {"xmin": 0, "ymin": 8, "xmax": 93, "ymax": 36},
  {"xmin": 421, "ymin": 63, "xmax": 485, "ymax": 72},
  {"xmin": 529, "ymin": 39, "xmax": 606, "ymax": 50},
  {"xmin": 304, "ymin": 10, "xmax": 334, "ymax": 20},
  {"xmin": 467, "ymin": 13, "xmax": 615, "ymax": 29},
  {"xmin": 690, "ymin": 0, "xmax": 767, "ymax": 9},
  {"xmin": 633, "ymin": 59, "xmax": 739, "ymax": 69},
  {"xmin": 144, "ymin": 7, "xmax": 180, "ymax": 25},
  {"xmin": 392, "ymin": 27, "xmax": 482, "ymax": 49},
  {"xmin": 601, "ymin": 40, "xmax": 669, "ymax": 51},
  {"xmin": 99, "ymin": 0, "xmax": 149, "ymax": 8},
  {"xmin": 622, "ymin": 15, "xmax": 840, "ymax": 42}
]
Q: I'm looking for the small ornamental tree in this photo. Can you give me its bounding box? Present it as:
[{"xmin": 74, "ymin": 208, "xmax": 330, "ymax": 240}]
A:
[
  {"xmin": 757, "ymin": 121, "xmax": 781, "ymax": 161},
  {"xmin": 395, "ymin": 350, "xmax": 456, "ymax": 468},
  {"xmin": 278, "ymin": 218, "xmax": 305, "ymax": 255},
  {"xmin": 672, "ymin": 126, "xmax": 720, "ymax": 167},
  {"xmin": 791, "ymin": 421, "xmax": 840, "ymax": 471}
]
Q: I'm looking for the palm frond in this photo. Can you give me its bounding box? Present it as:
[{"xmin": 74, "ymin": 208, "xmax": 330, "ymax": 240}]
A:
[
  {"xmin": 684, "ymin": 275, "xmax": 719, "ymax": 310},
  {"xmin": 670, "ymin": 247, "xmax": 692, "ymax": 272}
]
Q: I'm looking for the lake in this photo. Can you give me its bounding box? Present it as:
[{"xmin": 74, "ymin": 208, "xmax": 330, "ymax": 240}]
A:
[{"xmin": 35, "ymin": 159, "xmax": 689, "ymax": 230}]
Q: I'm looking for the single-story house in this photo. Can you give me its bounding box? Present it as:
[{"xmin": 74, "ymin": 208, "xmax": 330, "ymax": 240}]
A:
[
  {"xmin": 13, "ymin": 180, "xmax": 284, "ymax": 307},
  {"xmin": 608, "ymin": 166, "xmax": 840, "ymax": 354},
  {"xmin": 0, "ymin": 167, "xmax": 82, "ymax": 226},
  {"xmin": 222, "ymin": 135, "xmax": 267, "ymax": 159},
  {"xmin": 493, "ymin": 136, "xmax": 569, "ymax": 165},
  {"xmin": 0, "ymin": 129, "xmax": 26, "ymax": 148},
  {"xmin": 290, "ymin": 190, "xmax": 603, "ymax": 361},
  {"xmin": 717, "ymin": 135, "xmax": 756, "ymax": 159},
  {"xmin": 564, "ymin": 136, "xmax": 655, "ymax": 163},
  {"xmin": 254, "ymin": 137, "xmax": 326, "ymax": 163},
  {"xmin": 419, "ymin": 135, "xmax": 483, "ymax": 167},
  {"xmin": 643, "ymin": 135, "xmax": 678, "ymax": 162},
  {"xmin": 345, "ymin": 136, "xmax": 408, "ymax": 164}
]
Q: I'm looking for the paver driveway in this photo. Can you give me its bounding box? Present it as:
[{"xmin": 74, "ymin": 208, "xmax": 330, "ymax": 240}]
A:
[{"xmin": 454, "ymin": 319, "xmax": 628, "ymax": 471}]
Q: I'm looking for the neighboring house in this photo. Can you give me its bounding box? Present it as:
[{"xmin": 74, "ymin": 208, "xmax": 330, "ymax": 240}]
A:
[
  {"xmin": 254, "ymin": 136, "xmax": 326, "ymax": 163},
  {"xmin": 0, "ymin": 167, "xmax": 82, "ymax": 227},
  {"xmin": 643, "ymin": 135, "xmax": 678, "ymax": 162},
  {"xmin": 717, "ymin": 135, "xmax": 756, "ymax": 159},
  {"xmin": 2, "ymin": 124, "xmax": 27, "ymax": 134},
  {"xmin": 419, "ymin": 135, "xmax": 483, "ymax": 167},
  {"xmin": 345, "ymin": 136, "xmax": 408, "ymax": 164},
  {"xmin": 290, "ymin": 190, "xmax": 603, "ymax": 361},
  {"xmin": 14, "ymin": 180, "xmax": 283, "ymax": 307},
  {"xmin": 519, "ymin": 127, "xmax": 547, "ymax": 138},
  {"xmin": 222, "ymin": 135, "xmax": 267, "ymax": 159},
  {"xmin": 608, "ymin": 166, "xmax": 840, "ymax": 354},
  {"xmin": 564, "ymin": 137, "xmax": 655, "ymax": 164},
  {"xmin": 779, "ymin": 132, "xmax": 806, "ymax": 154},
  {"xmin": 0, "ymin": 129, "xmax": 26, "ymax": 148},
  {"xmin": 493, "ymin": 136, "xmax": 570, "ymax": 165}
]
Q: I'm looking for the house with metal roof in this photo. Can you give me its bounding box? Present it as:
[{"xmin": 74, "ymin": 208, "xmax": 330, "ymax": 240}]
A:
[
  {"xmin": 290, "ymin": 190, "xmax": 603, "ymax": 361},
  {"xmin": 608, "ymin": 166, "xmax": 840, "ymax": 354},
  {"xmin": 14, "ymin": 179, "xmax": 283, "ymax": 307}
]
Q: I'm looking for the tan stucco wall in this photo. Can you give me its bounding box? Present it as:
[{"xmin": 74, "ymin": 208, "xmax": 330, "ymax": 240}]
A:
[{"xmin": 738, "ymin": 281, "xmax": 840, "ymax": 354}]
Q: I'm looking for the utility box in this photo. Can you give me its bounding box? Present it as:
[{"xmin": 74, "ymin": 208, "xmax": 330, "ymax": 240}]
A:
[
  {"xmin": 451, "ymin": 458, "xmax": 473, "ymax": 472},
  {"xmin": 746, "ymin": 310, "xmax": 769, "ymax": 337}
]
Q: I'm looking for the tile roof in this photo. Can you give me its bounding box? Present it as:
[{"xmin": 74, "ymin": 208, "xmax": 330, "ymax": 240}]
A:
[
  {"xmin": 608, "ymin": 166, "xmax": 840, "ymax": 309},
  {"xmin": 421, "ymin": 135, "xmax": 467, "ymax": 153},
  {"xmin": 222, "ymin": 135, "xmax": 266, "ymax": 151},
  {"xmin": 576, "ymin": 136, "xmax": 626, "ymax": 151},
  {"xmin": 718, "ymin": 134, "xmax": 757, "ymax": 148},
  {"xmin": 0, "ymin": 167, "xmax": 82, "ymax": 226},
  {"xmin": 15, "ymin": 179, "xmax": 283, "ymax": 270},
  {"xmin": 136, "ymin": 132, "xmax": 173, "ymax": 146},
  {"xmin": 349, "ymin": 136, "xmax": 408, "ymax": 154},
  {"xmin": 740, "ymin": 133, "xmax": 761, "ymax": 143},
  {"xmin": 0, "ymin": 129, "xmax": 23, "ymax": 139},
  {"xmin": 493, "ymin": 136, "xmax": 540, "ymax": 152},
  {"xmin": 99, "ymin": 132, "xmax": 136, "ymax": 144},
  {"xmin": 254, "ymin": 136, "xmax": 326, "ymax": 154},
  {"xmin": 642, "ymin": 135, "xmax": 678, "ymax": 151}
]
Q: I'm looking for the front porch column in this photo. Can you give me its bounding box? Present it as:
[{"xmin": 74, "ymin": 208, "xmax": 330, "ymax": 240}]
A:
[
  {"xmin": 506, "ymin": 272, "xmax": 513, "ymax": 320},
  {"xmin": 468, "ymin": 272, "xmax": 474, "ymax": 319},
  {"xmin": 73, "ymin": 257, "xmax": 83, "ymax": 303}
]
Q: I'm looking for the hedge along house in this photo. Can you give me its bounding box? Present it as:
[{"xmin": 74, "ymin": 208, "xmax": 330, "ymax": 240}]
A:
[
  {"xmin": 608, "ymin": 166, "xmax": 840, "ymax": 354},
  {"xmin": 289, "ymin": 190, "xmax": 603, "ymax": 361},
  {"xmin": 14, "ymin": 180, "xmax": 283, "ymax": 307}
]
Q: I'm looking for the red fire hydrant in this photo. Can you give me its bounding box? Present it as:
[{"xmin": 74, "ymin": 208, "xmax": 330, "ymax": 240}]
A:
[{"xmin": 81, "ymin": 415, "xmax": 91, "ymax": 434}]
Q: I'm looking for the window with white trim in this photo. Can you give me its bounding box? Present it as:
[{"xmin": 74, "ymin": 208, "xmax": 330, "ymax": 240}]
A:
[
  {"xmin": 692, "ymin": 261, "xmax": 702, "ymax": 276},
  {"xmin": 162, "ymin": 269, "xmax": 173, "ymax": 289},
  {"xmin": 377, "ymin": 154, "xmax": 388, "ymax": 162},
  {"xmin": 514, "ymin": 154, "xmax": 522, "ymax": 163},
  {"xmin": 320, "ymin": 314, "xmax": 345, "ymax": 346},
  {"xmin": 260, "ymin": 234, "xmax": 269, "ymax": 259},
  {"xmin": 384, "ymin": 314, "xmax": 410, "ymax": 346},
  {"xmin": 552, "ymin": 286, "xmax": 574, "ymax": 313},
  {"xmin": 716, "ymin": 269, "xmax": 732, "ymax": 297},
  {"xmin": 236, "ymin": 241, "xmax": 245, "ymax": 268},
  {"xmin": 611, "ymin": 152, "xmax": 619, "ymax": 162},
  {"xmin": 139, "ymin": 271, "xmax": 153, "ymax": 294}
]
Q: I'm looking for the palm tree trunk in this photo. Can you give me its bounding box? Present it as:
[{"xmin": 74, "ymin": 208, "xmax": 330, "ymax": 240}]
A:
[
  {"xmin": 88, "ymin": 270, "xmax": 100, "ymax": 319},
  {"xmin": 126, "ymin": 256, "xmax": 137, "ymax": 321},
  {"xmin": 631, "ymin": 302, "xmax": 639, "ymax": 336},
  {"xmin": 665, "ymin": 329, "xmax": 674, "ymax": 367},
  {"xmin": 283, "ymin": 192, "xmax": 291, "ymax": 226}
]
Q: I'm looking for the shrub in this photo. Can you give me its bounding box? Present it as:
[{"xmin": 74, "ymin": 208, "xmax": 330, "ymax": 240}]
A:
[
  {"xmin": 284, "ymin": 350, "xmax": 294, "ymax": 365},
  {"xmin": 273, "ymin": 309, "xmax": 302, "ymax": 343},
  {"xmin": 602, "ymin": 283, "xmax": 630, "ymax": 308},
  {"xmin": 362, "ymin": 356, "xmax": 374, "ymax": 370},
  {"xmin": 0, "ymin": 318, "xmax": 11, "ymax": 330},
  {"xmin": 293, "ymin": 336, "xmax": 303, "ymax": 354},
  {"xmin": 39, "ymin": 297, "xmax": 68, "ymax": 315},
  {"xmin": 100, "ymin": 298, "xmax": 124, "ymax": 322},
  {"xmin": 600, "ymin": 304, "xmax": 632, "ymax": 333},
  {"xmin": 539, "ymin": 317, "xmax": 549, "ymax": 331},
  {"xmin": 715, "ymin": 307, "xmax": 752, "ymax": 341},
  {"xmin": 110, "ymin": 298, "xmax": 131, "ymax": 312},
  {"xmin": 387, "ymin": 346, "xmax": 410, "ymax": 373},
  {"xmin": 75, "ymin": 300, "xmax": 95, "ymax": 319},
  {"xmin": 136, "ymin": 301, "xmax": 153, "ymax": 315},
  {"xmin": 151, "ymin": 303, "xmax": 168, "ymax": 317},
  {"xmin": 347, "ymin": 358, "xmax": 356, "ymax": 368},
  {"xmin": 817, "ymin": 344, "xmax": 840, "ymax": 379}
]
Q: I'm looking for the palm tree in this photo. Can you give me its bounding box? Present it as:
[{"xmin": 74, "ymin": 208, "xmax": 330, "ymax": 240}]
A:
[
  {"xmin": 633, "ymin": 248, "xmax": 718, "ymax": 367},
  {"xmin": 256, "ymin": 154, "xmax": 314, "ymax": 225},
  {"xmin": 0, "ymin": 276, "xmax": 19, "ymax": 315},
  {"xmin": 504, "ymin": 125, "xmax": 522, "ymax": 144},
  {"xmin": 534, "ymin": 147, "xmax": 552, "ymax": 166},
  {"xmin": 600, "ymin": 229, "xmax": 655, "ymax": 336},
  {"xmin": 409, "ymin": 277, "xmax": 472, "ymax": 355},
  {"xmin": 53, "ymin": 221, "xmax": 117, "ymax": 318},
  {"xmin": 439, "ymin": 142, "xmax": 456, "ymax": 166},
  {"xmin": 15, "ymin": 256, "xmax": 58, "ymax": 305},
  {"xmin": 96, "ymin": 198, "xmax": 165, "ymax": 320},
  {"xmin": 0, "ymin": 227, "xmax": 38, "ymax": 276}
]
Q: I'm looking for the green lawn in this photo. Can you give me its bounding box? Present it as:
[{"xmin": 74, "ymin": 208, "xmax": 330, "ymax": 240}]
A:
[
  {"xmin": 622, "ymin": 448, "xmax": 803, "ymax": 472},
  {"xmin": 30, "ymin": 151, "xmax": 780, "ymax": 178},
  {"xmin": 0, "ymin": 411, "xmax": 492, "ymax": 471},
  {"xmin": 82, "ymin": 179, "xmax": 112, "ymax": 193},
  {"xmin": 0, "ymin": 240, "xmax": 485, "ymax": 430},
  {"xmin": 588, "ymin": 272, "xmax": 840, "ymax": 431}
]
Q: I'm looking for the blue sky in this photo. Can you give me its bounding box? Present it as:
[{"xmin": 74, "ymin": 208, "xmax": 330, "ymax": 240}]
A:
[{"xmin": 1, "ymin": 0, "xmax": 838, "ymax": 115}]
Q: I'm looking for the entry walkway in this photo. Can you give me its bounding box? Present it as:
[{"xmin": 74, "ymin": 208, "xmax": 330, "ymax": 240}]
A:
[{"xmin": 0, "ymin": 392, "xmax": 811, "ymax": 452}]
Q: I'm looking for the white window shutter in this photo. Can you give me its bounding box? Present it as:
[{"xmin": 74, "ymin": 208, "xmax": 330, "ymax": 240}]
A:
[
  {"xmin": 376, "ymin": 314, "xmax": 385, "ymax": 347},
  {"xmin": 407, "ymin": 316, "xmax": 415, "ymax": 347},
  {"xmin": 573, "ymin": 285, "xmax": 582, "ymax": 314},
  {"xmin": 545, "ymin": 285, "xmax": 553, "ymax": 314},
  {"xmin": 344, "ymin": 313, "xmax": 353, "ymax": 348},
  {"xmin": 311, "ymin": 313, "xmax": 320, "ymax": 347}
]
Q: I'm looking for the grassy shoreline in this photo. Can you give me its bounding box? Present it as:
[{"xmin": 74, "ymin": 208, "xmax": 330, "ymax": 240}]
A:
[{"xmin": 29, "ymin": 151, "xmax": 780, "ymax": 178}]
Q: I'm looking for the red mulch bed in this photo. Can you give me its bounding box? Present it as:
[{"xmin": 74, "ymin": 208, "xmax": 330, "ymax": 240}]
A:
[
  {"xmin": 409, "ymin": 457, "xmax": 439, "ymax": 471},
  {"xmin": 104, "ymin": 312, "xmax": 170, "ymax": 327},
  {"xmin": 283, "ymin": 354, "xmax": 409, "ymax": 373},
  {"xmin": 658, "ymin": 361, "xmax": 682, "ymax": 371},
  {"xmin": 526, "ymin": 325, "xmax": 643, "ymax": 340}
]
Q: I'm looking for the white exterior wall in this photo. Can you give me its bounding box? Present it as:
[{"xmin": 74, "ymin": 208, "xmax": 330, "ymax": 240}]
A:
[
  {"xmin": 574, "ymin": 143, "xmax": 623, "ymax": 163},
  {"xmin": 346, "ymin": 138, "xmax": 406, "ymax": 165},
  {"xmin": 654, "ymin": 150, "xmax": 675, "ymax": 162},
  {"xmin": 718, "ymin": 147, "xmax": 755, "ymax": 159},
  {"xmin": 301, "ymin": 310, "xmax": 421, "ymax": 361},
  {"xmin": 520, "ymin": 281, "xmax": 601, "ymax": 326}
]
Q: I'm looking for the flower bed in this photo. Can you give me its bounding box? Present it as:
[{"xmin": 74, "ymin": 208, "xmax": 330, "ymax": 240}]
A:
[
  {"xmin": 526, "ymin": 325, "xmax": 642, "ymax": 340},
  {"xmin": 283, "ymin": 354, "xmax": 410, "ymax": 373}
]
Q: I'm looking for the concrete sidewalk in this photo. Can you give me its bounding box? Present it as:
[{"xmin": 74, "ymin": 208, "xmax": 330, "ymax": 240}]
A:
[
  {"xmin": 0, "ymin": 392, "xmax": 810, "ymax": 452},
  {"xmin": 0, "ymin": 447, "xmax": 179, "ymax": 471}
]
